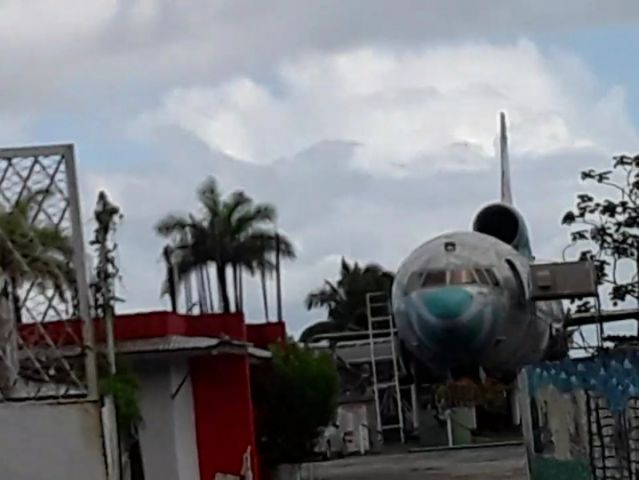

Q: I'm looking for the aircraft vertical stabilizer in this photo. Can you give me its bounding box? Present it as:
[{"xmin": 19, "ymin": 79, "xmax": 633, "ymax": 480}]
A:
[{"xmin": 500, "ymin": 112, "xmax": 513, "ymax": 206}]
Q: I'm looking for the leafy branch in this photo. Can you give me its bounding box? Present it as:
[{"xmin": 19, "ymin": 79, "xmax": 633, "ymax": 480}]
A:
[{"xmin": 563, "ymin": 154, "xmax": 639, "ymax": 311}]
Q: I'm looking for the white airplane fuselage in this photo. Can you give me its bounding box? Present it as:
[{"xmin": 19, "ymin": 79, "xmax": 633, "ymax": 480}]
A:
[
  {"xmin": 392, "ymin": 229, "xmax": 563, "ymax": 379},
  {"xmin": 391, "ymin": 114, "xmax": 565, "ymax": 380}
]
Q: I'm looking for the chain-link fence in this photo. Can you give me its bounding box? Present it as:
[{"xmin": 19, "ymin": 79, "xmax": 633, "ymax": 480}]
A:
[{"xmin": 0, "ymin": 145, "xmax": 98, "ymax": 401}]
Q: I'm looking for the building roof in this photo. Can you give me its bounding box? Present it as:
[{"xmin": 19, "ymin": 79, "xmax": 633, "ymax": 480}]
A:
[
  {"xmin": 115, "ymin": 335, "xmax": 272, "ymax": 359},
  {"xmin": 18, "ymin": 311, "xmax": 282, "ymax": 363},
  {"xmin": 21, "ymin": 335, "xmax": 272, "ymax": 361},
  {"xmin": 306, "ymin": 337, "xmax": 396, "ymax": 365}
]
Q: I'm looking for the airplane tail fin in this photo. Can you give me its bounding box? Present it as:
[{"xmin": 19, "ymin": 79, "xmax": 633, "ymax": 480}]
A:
[{"xmin": 499, "ymin": 111, "xmax": 513, "ymax": 205}]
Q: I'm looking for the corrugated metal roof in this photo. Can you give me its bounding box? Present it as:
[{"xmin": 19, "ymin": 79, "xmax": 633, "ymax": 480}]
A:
[
  {"xmin": 306, "ymin": 337, "xmax": 396, "ymax": 364},
  {"xmin": 330, "ymin": 338, "xmax": 396, "ymax": 364},
  {"xmin": 21, "ymin": 335, "xmax": 272, "ymax": 360},
  {"xmin": 115, "ymin": 335, "xmax": 271, "ymax": 359},
  {"xmin": 115, "ymin": 335, "xmax": 223, "ymax": 353}
]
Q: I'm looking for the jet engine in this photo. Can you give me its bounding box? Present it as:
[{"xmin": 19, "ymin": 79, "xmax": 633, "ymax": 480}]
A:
[{"xmin": 472, "ymin": 203, "xmax": 532, "ymax": 257}]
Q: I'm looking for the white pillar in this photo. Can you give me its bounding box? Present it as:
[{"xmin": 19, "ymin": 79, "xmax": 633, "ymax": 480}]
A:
[{"xmin": 517, "ymin": 369, "xmax": 535, "ymax": 468}]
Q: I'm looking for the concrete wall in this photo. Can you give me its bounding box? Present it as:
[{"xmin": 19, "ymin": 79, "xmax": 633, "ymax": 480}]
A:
[
  {"xmin": 533, "ymin": 386, "xmax": 590, "ymax": 461},
  {"xmin": 171, "ymin": 359, "xmax": 201, "ymax": 480},
  {"xmin": 524, "ymin": 357, "xmax": 639, "ymax": 479},
  {"xmin": 0, "ymin": 401, "xmax": 108, "ymax": 480},
  {"xmin": 135, "ymin": 357, "xmax": 200, "ymax": 480},
  {"xmin": 136, "ymin": 358, "xmax": 180, "ymax": 480}
]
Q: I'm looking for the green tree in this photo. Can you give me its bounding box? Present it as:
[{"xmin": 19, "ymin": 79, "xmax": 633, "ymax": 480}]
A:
[
  {"xmin": 252, "ymin": 341, "xmax": 339, "ymax": 466},
  {"xmin": 0, "ymin": 192, "xmax": 73, "ymax": 325},
  {"xmin": 155, "ymin": 177, "xmax": 295, "ymax": 314},
  {"xmin": 562, "ymin": 154, "xmax": 639, "ymax": 314},
  {"xmin": 301, "ymin": 258, "xmax": 394, "ymax": 341}
]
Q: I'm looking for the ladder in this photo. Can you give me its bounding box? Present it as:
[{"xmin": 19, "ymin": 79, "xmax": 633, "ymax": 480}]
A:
[{"xmin": 366, "ymin": 291, "xmax": 406, "ymax": 444}]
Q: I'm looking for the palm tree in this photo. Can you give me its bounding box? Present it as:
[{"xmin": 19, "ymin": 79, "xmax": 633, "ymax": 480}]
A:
[
  {"xmin": 301, "ymin": 258, "xmax": 394, "ymax": 341},
  {"xmin": 162, "ymin": 245, "xmax": 178, "ymax": 313},
  {"xmin": 0, "ymin": 192, "xmax": 73, "ymax": 324},
  {"xmin": 0, "ymin": 192, "xmax": 73, "ymax": 394},
  {"xmin": 156, "ymin": 177, "xmax": 295, "ymax": 314},
  {"xmin": 232, "ymin": 232, "xmax": 292, "ymax": 319}
]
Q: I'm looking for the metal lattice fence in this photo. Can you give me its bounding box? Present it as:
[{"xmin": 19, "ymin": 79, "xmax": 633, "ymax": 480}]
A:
[{"xmin": 0, "ymin": 145, "xmax": 97, "ymax": 401}]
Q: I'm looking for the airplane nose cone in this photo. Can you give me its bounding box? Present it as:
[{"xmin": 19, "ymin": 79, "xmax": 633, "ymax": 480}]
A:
[{"xmin": 422, "ymin": 287, "xmax": 473, "ymax": 320}]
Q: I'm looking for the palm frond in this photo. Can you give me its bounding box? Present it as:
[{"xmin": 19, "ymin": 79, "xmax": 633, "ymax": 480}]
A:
[
  {"xmin": 155, "ymin": 214, "xmax": 193, "ymax": 237},
  {"xmin": 13, "ymin": 189, "xmax": 49, "ymax": 218},
  {"xmin": 197, "ymin": 176, "xmax": 222, "ymax": 218},
  {"xmin": 242, "ymin": 229, "xmax": 296, "ymax": 259},
  {"xmin": 0, "ymin": 191, "xmax": 75, "ymax": 311},
  {"xmin": 305, "ymin": 259, "xmax": 394, "ymax": 329},
  {"xmin": 305, "ymin": 280, "xmax": 342, "ymax": 310},
  {"xmin": 224, "ymin": 191, "xmax": 252, "ymax": 221},
  {"xmin": 32, "ymin": 226, "xmax": 73, "ymax": 258},
  {"xmin": 231, "ymin": 204, "xmax": 277, "ymax": 236}
]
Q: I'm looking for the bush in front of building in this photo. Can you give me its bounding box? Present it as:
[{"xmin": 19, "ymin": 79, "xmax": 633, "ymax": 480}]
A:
[
  {"xmin": 252, "ymin": 341, "xmax": 339, "ymax": 467},
  {"xmin": 97, "ymin": 353, "xmax": 142, "ymax": 429}
]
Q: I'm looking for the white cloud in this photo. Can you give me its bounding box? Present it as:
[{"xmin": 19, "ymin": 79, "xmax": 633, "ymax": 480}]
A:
[
  {"xmin": 114, "ymin": 40, "xmax": 639, "ymax": 336},
  {"xmin": 0, "ymin": 1, "xmax": 116, "ymax": 45},
  {"xmin": 135, "ymin": 41, "xmax": 639, "ymax": 180},
  {"xmin": 2, "ymin": 0, "xmax": 639, "ymax": 115},
  {"xmin": 0, "ymin": 113, "xmax": 30, "ymax": 146},
  {"xmin": 2, "ymin": 2, "xmax": 638, "ymax": 337}
]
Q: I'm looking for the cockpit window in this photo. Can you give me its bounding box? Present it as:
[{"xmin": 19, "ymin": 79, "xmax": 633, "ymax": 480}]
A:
[
  {"xmin": 422, "ymin": 270, "xmax": 447, "ymax": 287},
  {"xmin": 406, "ymin": 271, "xmax": 424, "ymax": 292},
  {"xmin": 405, "ymin": 267, "xmax": 499, "ymax": 293},
  {"xmin": 474, "ymin": 269, "xmax": 490, "ymax": 285},
  {"xmin": 484, "ymin": 268, "xmax": 499, "ymax": 286},
  {"xmin": 448, "ymin": 269, "xmax": 477, "ymax": 285}
]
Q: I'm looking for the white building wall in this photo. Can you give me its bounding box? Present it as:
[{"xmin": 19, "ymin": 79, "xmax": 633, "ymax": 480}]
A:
[
  {"xmin": 136, "ymin": 359, "xmax": 180, "ymax": 480},
  {"xmin": 0, "ymin": 401, "xmax": 108, "ymax": 480},
  {"xmin": 171, "ymin": 359, "xmax": 201, "ymax": 480}
]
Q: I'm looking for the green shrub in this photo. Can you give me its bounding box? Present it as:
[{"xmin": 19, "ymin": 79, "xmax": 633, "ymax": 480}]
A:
[
  {"xmin": 252, "ymin": 342, "xmax": 339, "ymax": 466},
  {"xmin": 98, "ymin": 355, "xmax": 142, "ymax": 429}
]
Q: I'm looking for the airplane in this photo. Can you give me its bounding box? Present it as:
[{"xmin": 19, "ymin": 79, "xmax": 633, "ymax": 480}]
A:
[{"xmin": 391, "ymin": 112, "xmax": 567, "ymax": 383}]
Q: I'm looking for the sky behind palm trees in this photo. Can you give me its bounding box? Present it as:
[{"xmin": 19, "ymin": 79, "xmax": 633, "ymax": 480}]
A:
[{"xmin": 3, "ymin": 1, "xmax": 639, "ymax": 335}]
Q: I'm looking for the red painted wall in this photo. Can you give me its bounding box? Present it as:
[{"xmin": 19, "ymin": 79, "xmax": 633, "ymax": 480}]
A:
[
  {"xmin": 19, "ymin": 311, "xmax": 248, "ymax": 346},
  {"xmin": 246, "ymin": 322, "xmax": 287, "ymax": 349},
  {"xmin": 190, "ymin": 354, "xmax": 259, "ymax": 480},
  {"xmin": 18, "ymin": 311, "xmax": 284, "ymax": 480}
]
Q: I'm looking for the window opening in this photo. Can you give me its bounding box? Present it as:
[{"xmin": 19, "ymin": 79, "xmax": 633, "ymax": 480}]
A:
[
  {"xmin": 474, "ymin": 269, "xmax": 490, "ymax": 285},
  {"xmin": 448, "ymin": 269, "xmax": 478, "ymax": 285},
  {"xmin": 485, "ymin": 268, "xmax": 500, "ymax": 286},
  {"xmin": 505, "ymin": 259, "xmax": 525, "ymax": 303},
  {"xmin": 422, "ymin": 270, "xmax": 447, "ymax": 287}
]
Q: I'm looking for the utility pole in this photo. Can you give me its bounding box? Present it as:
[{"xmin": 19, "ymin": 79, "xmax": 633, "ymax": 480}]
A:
[
  {"xmin": 92, "ymin": 191, "xmax": 122, "ymax": 375},
  {"xmin": 275, "ymin": 229, "xmax": 283, "ymax": 322},
  {"xmin": 92, "ymin": 190, "xmax": 124, "ymax": 478}
]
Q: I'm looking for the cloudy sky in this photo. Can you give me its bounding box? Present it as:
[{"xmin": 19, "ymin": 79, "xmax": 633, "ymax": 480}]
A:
[{"xmin": 4, "ymin": 1, "xmax": 639, "ymax": 336}]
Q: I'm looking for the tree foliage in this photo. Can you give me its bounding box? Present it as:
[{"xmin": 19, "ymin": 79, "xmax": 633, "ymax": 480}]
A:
[
  {"xmin": 155, "ymin": 176, "xmax": 295, "ymax": 314},
  {"xmin": 98, "ymin": 354, "xmax": 142, "ymax": 429},
  {"xmin": 90, "ymin": 190, "xmax": 124, "ymax": 317},
  {"xmin": 435, "ymin": 379, "xmax": 512, "ymax": 411},
  {"xmin": 562, "ymin": 154, "xmax": 639, "ymax": 311},
  {"xmin": 0, "ymin": 191, "xmax": 73, "ymax": 323},
  {"xmin": 301, "ymin": 258, "xmax": 394, "ymax": 341},
  {"xmin": 251, "ymin": 341, "xmax": 339, "ymax": 466},
  {"xmin": 88, "ymin": 191, "xmax": 141, "ymax": 429}
]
